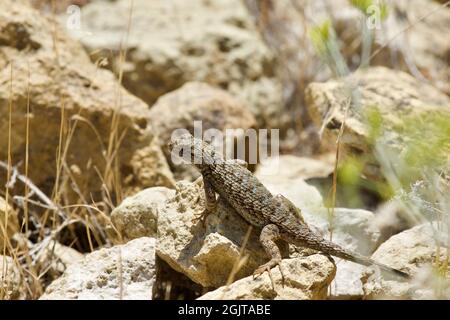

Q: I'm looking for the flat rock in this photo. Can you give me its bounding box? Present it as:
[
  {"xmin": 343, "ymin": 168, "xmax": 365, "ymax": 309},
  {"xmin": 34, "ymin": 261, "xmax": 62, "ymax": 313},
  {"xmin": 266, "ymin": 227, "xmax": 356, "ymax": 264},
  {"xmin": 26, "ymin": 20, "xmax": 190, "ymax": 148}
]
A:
[
  {"xmin": 111, "ymin": 187, "xmax": 175, "ymax": 241},
  {"xmin": 362, "ymin": 223, "xmax": 450, "ymax": 299},
  {"xmin": 40, "ymin": 237, "xmax": 156, "ymax": 300},
  {"xmin": 256, "ymin": 155, "xmax": 334, "ymax": 181},
  {"xmin": 74, "ymin": 0, "xmax": 285, "ymax": 129},
  {"xmin": 198, "ymin": 255, "xmax": 336, "ymax": 300}
]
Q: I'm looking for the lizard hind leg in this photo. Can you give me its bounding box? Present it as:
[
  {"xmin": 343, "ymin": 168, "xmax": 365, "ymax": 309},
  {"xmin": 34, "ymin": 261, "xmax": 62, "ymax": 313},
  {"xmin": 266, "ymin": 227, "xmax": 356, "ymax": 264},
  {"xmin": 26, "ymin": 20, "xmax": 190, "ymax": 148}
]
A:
[{"xmin": 253, "ymin": 224, "xmax": 285, "ymax": 289}]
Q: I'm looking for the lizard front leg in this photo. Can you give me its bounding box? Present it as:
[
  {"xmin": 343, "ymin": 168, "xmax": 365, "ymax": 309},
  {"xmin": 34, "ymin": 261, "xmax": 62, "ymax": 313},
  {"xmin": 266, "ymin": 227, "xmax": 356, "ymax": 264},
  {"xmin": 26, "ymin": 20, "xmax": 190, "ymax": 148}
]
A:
[
  {"xmin": 253, "ymin": 224, "xmax": 285, "ymax": 288},
  {"xmin": 193, "ymin": 177, "xmax": 217, "ymax": 224}
]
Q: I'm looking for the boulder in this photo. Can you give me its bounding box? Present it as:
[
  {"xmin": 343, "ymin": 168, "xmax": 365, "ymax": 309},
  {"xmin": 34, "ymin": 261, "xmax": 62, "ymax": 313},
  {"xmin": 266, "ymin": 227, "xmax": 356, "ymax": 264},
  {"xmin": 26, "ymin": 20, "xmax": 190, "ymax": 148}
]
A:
[
  {"xmin": 362, "ymin": 223, "xmax": 450, "ymax": 299},
  {"xmin": 198, "ymin": 255, "xmax": 336, "ymax": 300},
  {"xmin": 73, "ymin": 0, "xmax": 285, "ymax": 129},
  {"xmin": 306, "ymin": 67, "xmax": 450, "ymax": 176},
  {"xmin": 0, "ymin": 0, "xmax": 174, "ymax": 201},
  {"xmin": 156, "ymin": 180, "xmax": 271, "ymax": 288},
  {"xmin": 156, "ymin": 173, "xmax": 380, "ymax": 298},
  {"xmin": 149, "ymin": 82, "xmax": 257, "ymax": 154},
  {"xmin": 111, "ymin": 187, "xmax": 175, "ymax": 241},
  {"xmin": 40, "ymin": 237, "xmax": 156, "ymax": 300}
]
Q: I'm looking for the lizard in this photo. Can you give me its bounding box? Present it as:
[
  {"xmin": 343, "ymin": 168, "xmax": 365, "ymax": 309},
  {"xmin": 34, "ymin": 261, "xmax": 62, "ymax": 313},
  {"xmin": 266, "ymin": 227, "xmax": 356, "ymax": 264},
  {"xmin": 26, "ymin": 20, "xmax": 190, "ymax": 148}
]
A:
[{"xmin": 168, "ymin": 133, "xmax": 410, "ymax": 281}]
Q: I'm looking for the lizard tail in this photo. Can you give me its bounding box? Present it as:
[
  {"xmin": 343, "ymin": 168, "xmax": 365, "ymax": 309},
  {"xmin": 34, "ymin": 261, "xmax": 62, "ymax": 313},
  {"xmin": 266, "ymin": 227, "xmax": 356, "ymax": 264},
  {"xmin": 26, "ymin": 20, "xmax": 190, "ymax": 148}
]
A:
[{"xmin": 306, "ymin": 237, "xmax": 411, "ymax": 279}]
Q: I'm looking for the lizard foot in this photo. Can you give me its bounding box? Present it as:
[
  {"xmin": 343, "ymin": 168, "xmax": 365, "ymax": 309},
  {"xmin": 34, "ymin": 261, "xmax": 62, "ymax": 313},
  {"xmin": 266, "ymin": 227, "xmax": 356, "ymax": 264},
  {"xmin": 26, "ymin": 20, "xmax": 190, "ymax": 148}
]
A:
[{"xmin": 253, "ymin": 259, "xmax": 285, "ymax": 290}]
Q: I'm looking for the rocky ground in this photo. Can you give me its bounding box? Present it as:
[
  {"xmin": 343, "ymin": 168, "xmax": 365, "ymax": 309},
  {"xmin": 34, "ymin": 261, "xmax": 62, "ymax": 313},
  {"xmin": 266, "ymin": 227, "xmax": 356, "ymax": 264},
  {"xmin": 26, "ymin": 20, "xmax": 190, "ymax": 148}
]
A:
[{"xmin": 0, "ymin": 0, "xmax": 449, "ymax": 300}]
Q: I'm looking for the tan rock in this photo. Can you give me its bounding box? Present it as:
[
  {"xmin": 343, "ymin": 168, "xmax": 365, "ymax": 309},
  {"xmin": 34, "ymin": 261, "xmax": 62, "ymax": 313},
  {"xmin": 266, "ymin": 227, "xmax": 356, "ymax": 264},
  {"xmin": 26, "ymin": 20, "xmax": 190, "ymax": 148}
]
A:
[
  {"xmin": 0, "ymin": 255, "xmax": 25, "ymax": 300},
  {"xmin": 0, "ymin": 197, "xmax": 19, "ymax": 254},
  {"xmin": 73, "ymin": 0, "xmax": 285, "ymax": 129},
  {"xmin": 156, "ymin": 180, "xmax": 272, "ymax": 288},
  {"xmin": 150, "ymin": 82, "xmax": 257, "ymax": 153},
  {"xmin": 256, "ymin": 155, "xmax": 334, "ymax": 182},
  {"xmin": 40, "ymin": 237, "xmax": 156, "ymax": 300},
  {"xmin": 255, "ymin": 166, "xmax": 382, "ymax": 298},
  {"xmin": 306, "ymin": 67, "xmax": 450, "ymax": 176},
  {"xmin": 111, "ymin": 187, "xmax": 175, "ymax": 241},
  {"xmin": 156, "ymin": 175, "xmax": 380, "ymax": 298},
  {"xmin": 198, "ymin": 255, "xmax": 336, "ymax": 300},
  {"xmin": 0, "ymin": 0, "xmax": 173, "ymax": 201},
  {"xmin": 362, "ymin": 223, "xmax": 450, "ymax": 299}
]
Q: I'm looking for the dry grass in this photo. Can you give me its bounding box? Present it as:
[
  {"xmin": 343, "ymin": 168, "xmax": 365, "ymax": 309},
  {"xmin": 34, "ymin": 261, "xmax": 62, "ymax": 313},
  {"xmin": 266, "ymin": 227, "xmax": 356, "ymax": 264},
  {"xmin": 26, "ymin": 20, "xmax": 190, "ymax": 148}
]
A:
[{"xmin": 0, "ymin": 0, "xmax": 135, "ymax": 300}]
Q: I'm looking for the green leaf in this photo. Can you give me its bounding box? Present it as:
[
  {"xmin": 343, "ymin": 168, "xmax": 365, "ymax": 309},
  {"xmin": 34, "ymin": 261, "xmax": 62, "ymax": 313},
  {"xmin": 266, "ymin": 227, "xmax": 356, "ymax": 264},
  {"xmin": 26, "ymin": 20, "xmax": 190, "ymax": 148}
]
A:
[{"xmin": 309, "ymin": 20, "xmax": 331, "ymax": 56}]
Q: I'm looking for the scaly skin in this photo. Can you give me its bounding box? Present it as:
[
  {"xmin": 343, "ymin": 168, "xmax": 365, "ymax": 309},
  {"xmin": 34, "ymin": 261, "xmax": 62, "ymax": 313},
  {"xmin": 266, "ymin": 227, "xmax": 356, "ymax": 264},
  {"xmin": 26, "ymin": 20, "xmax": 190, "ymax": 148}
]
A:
[{"xmin": 169, "ymin": 133, "xmax": 410, "ymax": 280}]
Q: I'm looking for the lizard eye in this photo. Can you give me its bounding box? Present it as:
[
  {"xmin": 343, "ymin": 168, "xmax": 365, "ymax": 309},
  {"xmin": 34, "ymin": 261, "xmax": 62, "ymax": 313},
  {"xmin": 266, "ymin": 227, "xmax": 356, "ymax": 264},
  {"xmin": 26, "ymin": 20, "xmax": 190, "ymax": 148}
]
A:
[{"xmin": 179, "ymin": 149, "xmax": 184, "ymax": 157}]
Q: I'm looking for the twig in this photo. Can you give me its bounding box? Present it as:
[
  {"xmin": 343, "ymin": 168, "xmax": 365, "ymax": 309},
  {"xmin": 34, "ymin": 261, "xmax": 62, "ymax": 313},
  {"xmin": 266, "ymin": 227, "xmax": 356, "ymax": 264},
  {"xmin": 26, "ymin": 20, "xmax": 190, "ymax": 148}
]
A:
[{"xmin": 0, "ymin": 161, "xmax": 67, "ymax": 221}]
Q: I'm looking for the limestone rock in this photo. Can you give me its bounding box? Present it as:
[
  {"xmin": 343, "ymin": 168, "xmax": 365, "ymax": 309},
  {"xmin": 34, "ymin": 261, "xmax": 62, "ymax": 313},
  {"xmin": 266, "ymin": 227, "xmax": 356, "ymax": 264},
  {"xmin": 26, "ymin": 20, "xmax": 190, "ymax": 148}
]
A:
[
  {"xmin": 198, "ymin": 255, "xmax": 336, "ymax": 300},
  {"xmin": 306, "ymin": 67, "xmax": 450, "ymax": 176},
  {"xmin": 256, "ymin": 155, "xmax": 334, "ymax": 182},
  {"xmin": 40, "ymin": 237, "xmax": 156, "ymax": 300},
  {"xmin": 362, "ymin": 223, "xmax": 450, "ymax": 300},
  {"xmin": 0, "ymin": 197, "xmax": 19, "ymax": 254},
  {"xmin": 0, "ymin": 0, "xmax": 173, "ymax": 200},
  {"xmin": 255, "ymin": 166, "xmax": 382, "ymax": 298},
  {"xmin": 74, "ymin": 0, "xmax": 285, "ymax": 129},
  {"xmin": 150, "ymin": 82, "xmax": 257, "ymax": 153},
  {"xmin": 0, "ymin": 255, "xmax": 25, "ymax": 300},
  {"xmin": 156, "ymin": 180, "xmax": 271, "ymax": 288},
  {"xmin": 111, "ymin": 187, "xmax": 175, "ymax": 241}
]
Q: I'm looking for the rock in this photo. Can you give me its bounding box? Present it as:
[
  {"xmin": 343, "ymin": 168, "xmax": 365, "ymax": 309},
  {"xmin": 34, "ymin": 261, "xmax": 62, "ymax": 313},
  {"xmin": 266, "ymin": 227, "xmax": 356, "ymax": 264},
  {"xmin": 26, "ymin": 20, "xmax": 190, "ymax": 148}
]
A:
[
  {"xmin": 362, "ymin": 223, "xmax": 450, "ymax": 299},
  {"xmin": 372, "ymin": 200, "xmax": 411, "ymax": 244},
  {"xmin": 256, "ymin": 166, "xmax": 382, "ymax": 298},
  {"xmin": 156, "ymin": 180, "xmax": 274, "ymax": 288},
  {"xmin": 255, "ymin": 160, "xmax": 325, "ymax": 213},
  {"xmin": 306, "ymin": 67, "xmax": 450, "ymax": 176},
  {"xmin": 149, "ymin": 82, "xmax": 257, "ymax": 153},
  {"xmin": 74, "ymin": 0, "xmax": 285, "ymax": 129},
  {"xmin": 376, "ymin": 0, "xmax": 450, "ymax": 95},
  {"xmin": 256, "ymin": 155, "xmax": 334, "ymax": 181},
  {"xmin": 40, "ymin": 237, "xmax": 156, "ymax": 300},
  {"xmin": 156, "ymin": 174, "xmax": 380, "ymax": 298},
  {"xmin": 198, "ymin": 255, "xmax": 336, "ymax": 300},
  {"xmin": 149, "ymin": 82, "xmax": 258, "ymax": 180},
  {"xmin": 0, "ymin": 196, "xmax": 19, "ymax": 254},
  {"xmin": 0, "ymin": 255, "xmax": 25, "ymax": 300},
  {"xmin": 325, "ymin": 208, "xmax": 381, "ymax": 299},
  {"xmin": 0, "ymin": 0, "xmax": 174, "ymax": 201},
  {"xmin": 37, "ymin": 241, "xmax": 84, "ymax": 278},
  {"xmin": 31, "ymin": 0, "xmax": 90, "ymax": 13},
  {"xmin": 111, "ymin": 187, "xmax": 175, "ymax": 241}
]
